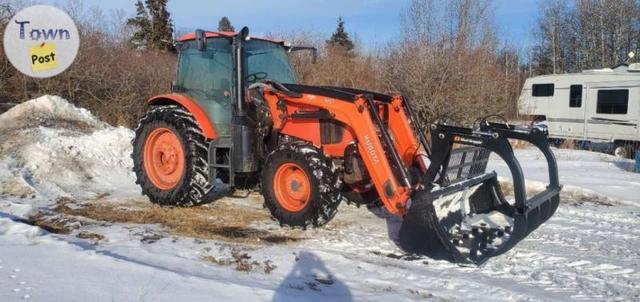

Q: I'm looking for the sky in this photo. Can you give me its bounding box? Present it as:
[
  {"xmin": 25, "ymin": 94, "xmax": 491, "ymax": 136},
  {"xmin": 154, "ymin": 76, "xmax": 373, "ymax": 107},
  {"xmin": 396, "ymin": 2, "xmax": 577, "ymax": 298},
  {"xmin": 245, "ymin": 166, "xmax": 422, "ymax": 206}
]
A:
[{"xmin": 37, "ymin": 0, "xmax": 541, "ymax": 50}]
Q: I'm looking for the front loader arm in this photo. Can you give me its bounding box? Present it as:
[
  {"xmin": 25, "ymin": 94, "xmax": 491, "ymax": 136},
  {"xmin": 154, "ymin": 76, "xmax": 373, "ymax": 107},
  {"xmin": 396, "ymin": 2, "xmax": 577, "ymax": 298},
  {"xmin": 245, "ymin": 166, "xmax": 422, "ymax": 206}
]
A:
[{"xmin": 260, "ymin": 86, "xmax": 413, "ymax": 215}]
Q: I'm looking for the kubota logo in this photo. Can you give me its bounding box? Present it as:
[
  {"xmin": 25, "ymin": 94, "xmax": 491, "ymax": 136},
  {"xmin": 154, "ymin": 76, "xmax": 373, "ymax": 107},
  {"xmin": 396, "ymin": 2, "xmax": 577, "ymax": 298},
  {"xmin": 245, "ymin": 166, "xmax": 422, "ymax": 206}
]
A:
[{"xmin": 363, "ymin": 135, "xmax": 380, "ymax": 165}]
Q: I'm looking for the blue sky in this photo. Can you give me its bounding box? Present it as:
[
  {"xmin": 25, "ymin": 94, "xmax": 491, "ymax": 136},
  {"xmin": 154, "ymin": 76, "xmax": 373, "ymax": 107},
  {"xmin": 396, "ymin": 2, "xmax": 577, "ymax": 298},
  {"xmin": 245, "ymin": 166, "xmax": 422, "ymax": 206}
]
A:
[{"xmin": 39, "ymin": 0, "xmax": 540, "ymax": 50}]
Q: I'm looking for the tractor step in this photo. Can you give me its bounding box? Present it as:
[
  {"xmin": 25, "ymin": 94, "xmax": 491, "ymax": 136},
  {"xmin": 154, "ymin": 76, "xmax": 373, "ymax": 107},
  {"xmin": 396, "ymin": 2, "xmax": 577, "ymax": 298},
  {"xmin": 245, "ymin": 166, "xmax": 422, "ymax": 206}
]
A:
[{"xmin": 208, "ymin": 137, "xmax": 233, "ymax": 185}]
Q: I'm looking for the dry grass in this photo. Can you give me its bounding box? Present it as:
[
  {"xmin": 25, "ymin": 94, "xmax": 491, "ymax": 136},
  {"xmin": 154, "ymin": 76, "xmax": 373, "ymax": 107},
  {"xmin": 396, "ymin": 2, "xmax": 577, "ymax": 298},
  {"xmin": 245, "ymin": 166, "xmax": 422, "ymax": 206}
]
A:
[
  {"xmin": 559, "ymin": 139, "xmax": 577, "ymax": 150},
  {"xmin": 47, "ymin": 198, "xmax": 305, "ymax": 245},
  {"xmin": 29, "ymin": 210, "xmax": 79, "ymax": 234},
  {"xmin": 510, "ymin": 139, "xmax": 533, "ymax": 149},
  {"xmin": 76, "ymin": 231, "xmax": 105, "ymax": 243},
  {"xmin": 202, "ymin": 250, "xmax": 278, "ymax": 273}
]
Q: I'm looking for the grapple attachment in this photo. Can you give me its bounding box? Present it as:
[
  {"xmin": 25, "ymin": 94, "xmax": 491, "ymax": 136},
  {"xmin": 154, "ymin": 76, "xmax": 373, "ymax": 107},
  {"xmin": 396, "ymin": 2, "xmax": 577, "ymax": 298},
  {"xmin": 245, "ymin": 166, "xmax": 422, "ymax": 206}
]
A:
[{"xmin": 399, "ymin": 122, "xmax": 561, "ymax": 265}]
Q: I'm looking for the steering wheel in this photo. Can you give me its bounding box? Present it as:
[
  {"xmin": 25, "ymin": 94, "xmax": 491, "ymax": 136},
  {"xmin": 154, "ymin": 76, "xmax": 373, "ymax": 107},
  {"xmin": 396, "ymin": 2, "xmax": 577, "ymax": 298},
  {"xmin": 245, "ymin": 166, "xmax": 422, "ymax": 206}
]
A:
[{"xmin": 246, "ymin": 72, "xmax": 269, "ymax": 83}]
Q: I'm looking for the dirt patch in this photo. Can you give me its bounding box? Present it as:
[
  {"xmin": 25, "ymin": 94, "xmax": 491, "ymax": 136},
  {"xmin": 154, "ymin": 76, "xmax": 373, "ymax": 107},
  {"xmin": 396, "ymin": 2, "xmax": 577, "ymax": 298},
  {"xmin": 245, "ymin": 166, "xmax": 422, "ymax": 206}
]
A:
[
  {"xmin": 0, "ymin": 183, "xmax": 37, "ymax": 200},
  {"xmin": 202, "ymin": 249, "xmax": 278, "ymax": 273},
  {"xmin": 40, "ymin": 197, "xmax": 305, "ymax": 245},
  {"xmin": 559, "ymin": 139, "xmax": 577, "ymax": 150},
  {"xmin": 0, "ymin": 116, "xmax": 97, "ymax": 134},
  {"xmin": 76, "ymin": 231, "xmax": 105, "ymax": 243},
  {"xmin": 29, "ymin": 210, "xmax": 80, "ymax": 234}
]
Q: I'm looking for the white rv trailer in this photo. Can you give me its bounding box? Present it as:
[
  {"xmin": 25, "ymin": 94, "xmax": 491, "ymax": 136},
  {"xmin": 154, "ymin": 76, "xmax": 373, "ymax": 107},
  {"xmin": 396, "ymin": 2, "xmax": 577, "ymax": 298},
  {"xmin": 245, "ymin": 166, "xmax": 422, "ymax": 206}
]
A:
[{"xmin": 518, "ymin": 63, "xmax": 640, "ymax": 158}]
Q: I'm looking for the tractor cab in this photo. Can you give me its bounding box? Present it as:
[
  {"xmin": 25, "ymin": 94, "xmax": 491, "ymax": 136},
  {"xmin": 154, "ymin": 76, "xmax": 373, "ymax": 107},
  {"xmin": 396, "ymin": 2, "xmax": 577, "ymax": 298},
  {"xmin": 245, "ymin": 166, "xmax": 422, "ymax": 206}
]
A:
[
  {"xmin": 171, "ymin": 27, "xmax": 316, "ymax": 186},
  {"xmin": 173, "ymin": 29, "xmax": 299, "ymax": 137}
]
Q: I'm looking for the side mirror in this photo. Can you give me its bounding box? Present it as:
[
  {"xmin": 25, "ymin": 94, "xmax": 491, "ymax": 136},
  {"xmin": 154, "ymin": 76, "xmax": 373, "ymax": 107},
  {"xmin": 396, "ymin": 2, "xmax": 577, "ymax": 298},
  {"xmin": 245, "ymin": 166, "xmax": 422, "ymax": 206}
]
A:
[
  {"xmin": 239, "ymin": 26, "xmax": 250, "ymax": 40},
  {"xmin": 195, "ymin": 29, "xmax": 206, "ymax": 51},
  {"xmin": 290, "ymin": 46, "xmax": 318, "ymax": 64}
]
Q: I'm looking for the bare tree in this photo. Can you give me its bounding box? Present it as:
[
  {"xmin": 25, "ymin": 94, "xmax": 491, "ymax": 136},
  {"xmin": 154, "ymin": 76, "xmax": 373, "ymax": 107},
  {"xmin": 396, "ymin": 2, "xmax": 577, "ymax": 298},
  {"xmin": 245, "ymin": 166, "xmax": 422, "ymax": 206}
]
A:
[
  {"xmin": 380, "ymin": 0, "xmax": 522, "ymax": 124},
  {"xmin": 533, "ymin": 0, "xmax": 640, "ymax": 74}
]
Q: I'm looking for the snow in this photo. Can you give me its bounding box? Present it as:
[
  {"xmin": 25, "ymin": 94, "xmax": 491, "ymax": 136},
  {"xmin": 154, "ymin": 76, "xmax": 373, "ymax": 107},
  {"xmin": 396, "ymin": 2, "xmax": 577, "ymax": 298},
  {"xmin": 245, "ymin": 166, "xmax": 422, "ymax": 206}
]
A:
[
  {"xmin": 0, "ymin": 96, "xmax": 639, "ymax": 301},
  {"xmin": 489, "ymin": 147, "xmax": 640, "ymax": 206},
  {"xmin": 0, "ymin": 95, "xmax": 102, "ymax": 131},
  {"xmin": 0, "ymin": 95, "xmax": 139, "ymax": 217}
]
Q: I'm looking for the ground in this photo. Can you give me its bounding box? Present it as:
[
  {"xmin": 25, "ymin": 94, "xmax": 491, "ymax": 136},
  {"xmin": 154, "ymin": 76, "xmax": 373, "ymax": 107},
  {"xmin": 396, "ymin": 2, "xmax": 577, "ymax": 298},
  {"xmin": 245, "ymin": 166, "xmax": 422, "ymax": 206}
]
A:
[{"xmin": 0, "ymin": 96, "xmax": 638, "ymax": 301}]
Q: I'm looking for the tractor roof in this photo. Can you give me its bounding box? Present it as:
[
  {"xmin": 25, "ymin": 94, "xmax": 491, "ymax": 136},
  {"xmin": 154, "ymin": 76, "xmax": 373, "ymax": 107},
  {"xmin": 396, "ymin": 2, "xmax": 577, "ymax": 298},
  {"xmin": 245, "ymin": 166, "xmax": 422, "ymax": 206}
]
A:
[{"xmin": 176, "ymin": 31, "xmax": 283, "ymax": 44}]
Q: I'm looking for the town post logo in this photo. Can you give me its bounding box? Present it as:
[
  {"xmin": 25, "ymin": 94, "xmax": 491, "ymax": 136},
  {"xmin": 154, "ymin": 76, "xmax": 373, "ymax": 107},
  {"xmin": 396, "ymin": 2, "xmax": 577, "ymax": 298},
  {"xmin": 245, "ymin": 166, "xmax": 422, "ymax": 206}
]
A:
[{"xmin": 3, "ymin": 5, "xmax": 79, "ymax": 78}]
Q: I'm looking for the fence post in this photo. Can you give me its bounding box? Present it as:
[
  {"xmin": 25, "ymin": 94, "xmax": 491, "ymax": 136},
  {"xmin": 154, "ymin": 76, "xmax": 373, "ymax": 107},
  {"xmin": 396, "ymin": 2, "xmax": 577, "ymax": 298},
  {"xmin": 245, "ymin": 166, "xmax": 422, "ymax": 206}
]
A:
[{"xmin": 636, "ymin": 150, "xmax": 640, "ymax": 173}]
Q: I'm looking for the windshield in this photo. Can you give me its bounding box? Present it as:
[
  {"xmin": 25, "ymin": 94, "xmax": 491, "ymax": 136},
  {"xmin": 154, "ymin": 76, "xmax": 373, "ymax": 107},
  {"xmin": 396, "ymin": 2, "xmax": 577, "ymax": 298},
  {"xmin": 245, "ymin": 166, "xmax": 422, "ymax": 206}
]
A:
[{"xmin": 245, "ymin": 40, "xmax": 296, "ymax": 85}]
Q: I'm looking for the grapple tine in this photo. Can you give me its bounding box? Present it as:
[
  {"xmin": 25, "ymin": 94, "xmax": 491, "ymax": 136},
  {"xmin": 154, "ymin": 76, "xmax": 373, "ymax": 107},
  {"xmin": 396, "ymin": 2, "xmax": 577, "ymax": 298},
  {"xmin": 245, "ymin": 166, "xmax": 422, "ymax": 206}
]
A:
[{"xmin": 398, "ymin": 122, "xmax": 561, "ymax": 265}]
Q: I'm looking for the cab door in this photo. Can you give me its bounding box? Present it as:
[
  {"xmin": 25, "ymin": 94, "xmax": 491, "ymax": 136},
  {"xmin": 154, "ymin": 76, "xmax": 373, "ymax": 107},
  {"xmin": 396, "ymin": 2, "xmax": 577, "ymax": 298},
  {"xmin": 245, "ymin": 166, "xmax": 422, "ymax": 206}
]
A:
[{"xmin": 176, "ymin": 39, "xmax": 235, "ymax": 136}]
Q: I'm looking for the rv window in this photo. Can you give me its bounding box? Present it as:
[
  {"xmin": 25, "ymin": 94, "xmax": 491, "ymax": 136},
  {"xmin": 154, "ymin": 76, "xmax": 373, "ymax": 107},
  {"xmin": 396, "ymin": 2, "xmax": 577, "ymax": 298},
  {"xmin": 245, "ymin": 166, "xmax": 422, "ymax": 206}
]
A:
[
  {"xmin": 532, "ymin": 84, "xmax": 554, "ymax": 97},
  {"xmin": 596, "ymin": 89, "xmax": 629, "ymax": 114},
  {"xmin": 569, "ymin": 85, "xmax": 582, "ymax": 107}
]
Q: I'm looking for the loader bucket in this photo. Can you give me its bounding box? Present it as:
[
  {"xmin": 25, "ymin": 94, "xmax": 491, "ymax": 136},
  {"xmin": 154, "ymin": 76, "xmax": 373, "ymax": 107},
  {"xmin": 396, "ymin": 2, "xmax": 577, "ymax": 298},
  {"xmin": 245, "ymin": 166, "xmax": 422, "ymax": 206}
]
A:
[{"xmin": 399, "ymin": 122, "xmax": 561, "ymax": 265}]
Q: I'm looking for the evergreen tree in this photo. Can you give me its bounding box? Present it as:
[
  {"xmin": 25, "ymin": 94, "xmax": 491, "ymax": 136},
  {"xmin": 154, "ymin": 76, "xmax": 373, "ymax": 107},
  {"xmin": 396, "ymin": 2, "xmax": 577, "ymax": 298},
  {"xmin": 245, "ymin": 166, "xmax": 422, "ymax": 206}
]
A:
[
  {"xmin": 127, "ymin": 0, "xmax": 175, "ymax": 52},
  {"xmin": 326, "ymin": 17, "xmax": 354, "ymax": 52},
  {"xmin": 218, "ymin": 16, "xmax": 235, "ymax": 32},
  {"xmin": 127, "ymin": 1, "xmax": 151, "ymax": 49}
]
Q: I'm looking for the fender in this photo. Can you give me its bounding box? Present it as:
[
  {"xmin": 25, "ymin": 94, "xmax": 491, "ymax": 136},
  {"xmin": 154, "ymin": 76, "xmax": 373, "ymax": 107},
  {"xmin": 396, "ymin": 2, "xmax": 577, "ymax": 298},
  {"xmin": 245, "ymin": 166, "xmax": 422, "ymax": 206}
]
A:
[{"xmin": 147, "ymin": 93, "xmax": 218, "ymax": 139}]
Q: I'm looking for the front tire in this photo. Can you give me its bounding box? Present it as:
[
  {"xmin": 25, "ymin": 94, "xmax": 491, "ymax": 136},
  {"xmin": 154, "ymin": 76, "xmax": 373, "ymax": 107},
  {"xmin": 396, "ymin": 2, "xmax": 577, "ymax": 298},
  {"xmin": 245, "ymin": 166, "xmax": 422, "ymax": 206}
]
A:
[
  {"xmin": 132, "ymin": 105, "xmax": 214, "ymax": 206},
  {"xmin": 261, "ymin": 142, "xmax": 342, "ymax": 228}
]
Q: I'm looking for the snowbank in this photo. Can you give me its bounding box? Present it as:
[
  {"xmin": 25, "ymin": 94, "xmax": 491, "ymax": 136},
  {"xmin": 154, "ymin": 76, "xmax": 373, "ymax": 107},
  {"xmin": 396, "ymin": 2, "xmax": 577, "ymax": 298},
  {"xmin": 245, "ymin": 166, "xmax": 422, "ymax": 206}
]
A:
[
  {"xmin": 489, "ymin": 147, "xmax": 640, "ymax": 206},
  {"xmin": 0, "ymin": 95, "xmax": 103, "ymax": 131},
  {"xmin": 0, "ymin": 95, "xmax": 139, "ymax": 216}
]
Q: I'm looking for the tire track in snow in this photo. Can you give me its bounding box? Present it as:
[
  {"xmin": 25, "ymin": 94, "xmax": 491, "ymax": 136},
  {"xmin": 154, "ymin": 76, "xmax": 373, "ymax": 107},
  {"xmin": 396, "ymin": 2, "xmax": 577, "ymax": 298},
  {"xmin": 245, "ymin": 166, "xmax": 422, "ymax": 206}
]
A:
[{"xmin": 480, "ymin": 202, "xmax": 639, "ymax": 301}]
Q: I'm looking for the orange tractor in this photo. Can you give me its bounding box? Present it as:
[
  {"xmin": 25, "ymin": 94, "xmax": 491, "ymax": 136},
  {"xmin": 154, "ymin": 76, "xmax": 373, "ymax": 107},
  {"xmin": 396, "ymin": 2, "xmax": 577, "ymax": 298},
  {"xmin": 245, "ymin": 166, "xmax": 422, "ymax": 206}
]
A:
[{"xmin": 133, "ymin": 27, "xmax": 561, "ymax": 264}]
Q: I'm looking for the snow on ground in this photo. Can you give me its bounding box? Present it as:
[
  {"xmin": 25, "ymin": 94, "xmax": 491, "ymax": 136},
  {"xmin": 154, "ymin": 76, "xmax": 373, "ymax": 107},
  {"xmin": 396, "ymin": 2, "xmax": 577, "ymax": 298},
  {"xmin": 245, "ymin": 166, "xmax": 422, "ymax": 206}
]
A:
[
  {"xmin": 0, "ymin": 96, "xmax": 639, "ymax": 301},
  {"xmin": 489, "ymin": 147, "xmax": 640, "ymax": 206}
]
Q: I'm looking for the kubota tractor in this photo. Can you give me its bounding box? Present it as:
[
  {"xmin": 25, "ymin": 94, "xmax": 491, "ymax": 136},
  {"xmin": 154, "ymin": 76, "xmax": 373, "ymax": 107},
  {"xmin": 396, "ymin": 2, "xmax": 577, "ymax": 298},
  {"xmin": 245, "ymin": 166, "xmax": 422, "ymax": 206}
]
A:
[{"xmin": 132, "ymin": 27, "xmax": 561, "ymax": 264}]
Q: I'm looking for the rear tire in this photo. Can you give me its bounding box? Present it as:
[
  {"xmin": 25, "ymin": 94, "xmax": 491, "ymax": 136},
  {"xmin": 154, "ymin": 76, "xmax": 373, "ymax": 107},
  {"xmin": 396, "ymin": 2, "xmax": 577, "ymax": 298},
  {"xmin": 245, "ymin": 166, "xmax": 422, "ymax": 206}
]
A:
[
  {"xmin": 132, "ymin": 105, "xmax": 214, "ymax": 206},
  {"xmin": 261, "ymin": 142, "xmax": 342, "ymax": 228}
]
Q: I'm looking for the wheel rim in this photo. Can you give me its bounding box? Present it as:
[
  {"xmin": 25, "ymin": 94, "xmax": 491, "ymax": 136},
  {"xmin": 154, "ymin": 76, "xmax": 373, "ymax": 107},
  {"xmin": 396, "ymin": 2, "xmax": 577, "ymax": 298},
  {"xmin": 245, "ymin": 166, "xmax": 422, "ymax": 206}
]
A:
[
  {"xmin": 273, "ymin": 163, "xmax": 311, "ymax": 212},
  {"xmin": 143, "ymin": 127, "xmax": 185, "ymax": 190},
  {"xmin": 614, "ymin": 146, "xmax": 628, "ymax": 158}
]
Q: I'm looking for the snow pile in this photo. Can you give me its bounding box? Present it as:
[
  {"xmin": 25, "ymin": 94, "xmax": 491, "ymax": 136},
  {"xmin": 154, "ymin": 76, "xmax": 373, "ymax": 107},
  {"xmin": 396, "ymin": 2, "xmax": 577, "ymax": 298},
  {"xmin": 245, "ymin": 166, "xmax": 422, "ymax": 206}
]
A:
[
  {"xmin": 0, "ymin": 95, "xmax": 103, "ymax": 131},
  {"xmin": 489, "ymin": 147, "xmax": 640, "ymax": 206},
  {"xmin": 0, "ymin": 95, "xmax": 139, "ymax": 215}
]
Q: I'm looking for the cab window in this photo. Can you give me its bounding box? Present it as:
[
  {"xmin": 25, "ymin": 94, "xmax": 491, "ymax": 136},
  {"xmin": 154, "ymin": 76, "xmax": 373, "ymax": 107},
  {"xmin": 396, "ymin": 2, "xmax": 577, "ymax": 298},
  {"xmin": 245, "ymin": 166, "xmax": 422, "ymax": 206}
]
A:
[{"xmin": 176, "ymin": 39, "xmax": 234, "ymax": 135}]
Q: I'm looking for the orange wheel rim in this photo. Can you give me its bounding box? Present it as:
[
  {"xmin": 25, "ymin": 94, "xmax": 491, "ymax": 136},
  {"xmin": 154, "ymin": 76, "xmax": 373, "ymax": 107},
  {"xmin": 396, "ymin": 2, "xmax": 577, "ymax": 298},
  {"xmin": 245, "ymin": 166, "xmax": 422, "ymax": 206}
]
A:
[
  {"xmin": 273, "ymin": 163, "xmax": 311, "ymax": 212},
  {"xmin": 143, "ymin": 127, "xmax": 185, "ymax": 190}
]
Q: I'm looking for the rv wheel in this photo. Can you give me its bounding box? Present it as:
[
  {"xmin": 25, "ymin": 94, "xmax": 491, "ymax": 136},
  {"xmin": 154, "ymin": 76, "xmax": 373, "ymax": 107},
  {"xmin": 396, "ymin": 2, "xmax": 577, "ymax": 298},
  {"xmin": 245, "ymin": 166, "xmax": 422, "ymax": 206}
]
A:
[{"xmin": 613, "ymin": 143, "xmax": 635, "ymax": 159}]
